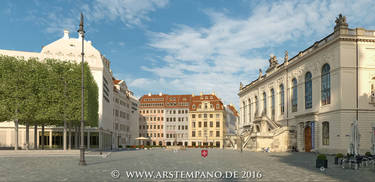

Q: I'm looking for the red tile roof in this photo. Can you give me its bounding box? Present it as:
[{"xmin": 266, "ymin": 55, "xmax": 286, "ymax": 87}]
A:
[
  {"xmin": 227, "ymin": 105, "xmax": 239, "ymax": 117},
  {"xmin": 189, "ymin": 94, "xmax": 224, "ymax": 111},
  {"xmin": 139, "ymin": 93, "xmax": 225, "ymax": 111}
]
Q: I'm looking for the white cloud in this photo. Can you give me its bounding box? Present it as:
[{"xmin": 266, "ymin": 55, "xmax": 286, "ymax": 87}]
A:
[
  {"xmin": 32, "ymin": 0, "xmax": 169, "ymax": 34},
  {"xmin": 138, "ymin": 0, "xmax": 375, "ymax": 109},
  {"xmin": 88, "ymin": 0, "xmax": 169, "ymax": 27}
]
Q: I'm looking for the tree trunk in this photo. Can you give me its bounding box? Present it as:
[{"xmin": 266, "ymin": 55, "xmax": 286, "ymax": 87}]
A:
[
  {"xmin": 34, "ymin": 125, "xmax": 37, "ymax": 149},
  {"xmin": 63, "ymin": 120, "xmax": 67, "ymax": 151},
  {"xmin": 68, "ymin": 121, "xmax": 72, "ymax": 150},
  {"xmin": 41, "ymin": 124, "xmax": 45, "ymax": 150},
  {"xmin": 14, "ymin": 119, "xmax": 19, "ymax": 150},
  {"xmin": 26, "ymin": 122, "xmax": 29, "ymax": 150}
]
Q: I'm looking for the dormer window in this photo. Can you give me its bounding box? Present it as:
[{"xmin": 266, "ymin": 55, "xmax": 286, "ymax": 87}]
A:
[
  {"xmin": 192, "ymin": 104, "xmax": 196, "ymax": 109},
  {"xmin": 216, "ymin": 104, "xmax": 219, "ymax": 109}
]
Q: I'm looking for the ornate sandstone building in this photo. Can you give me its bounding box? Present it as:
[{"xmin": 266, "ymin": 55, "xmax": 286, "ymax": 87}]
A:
[{"xmin": 238, "ymin": 15, "xmax": 375, "ymax": 154}]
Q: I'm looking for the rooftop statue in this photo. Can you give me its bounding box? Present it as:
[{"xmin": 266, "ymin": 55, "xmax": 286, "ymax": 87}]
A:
[
  {"xmin": 266, "ymin": 55, "xmax": 278, "ymax": 73},
  {"xmin": 284, "ymin": 50, "xmax": 288, "ymax": 62},
  {"xmin": 334, "ymin": 14, "xmax": 348, "ymax": 30}
]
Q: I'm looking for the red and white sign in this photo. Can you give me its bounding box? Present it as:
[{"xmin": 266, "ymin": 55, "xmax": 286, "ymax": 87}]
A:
[{"xmin": 201, "ymin": 149, "xmax": 208, "ymax": 158}]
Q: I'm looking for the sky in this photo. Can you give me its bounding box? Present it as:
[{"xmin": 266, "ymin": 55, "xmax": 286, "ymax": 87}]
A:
[{"xmin": 1, "ymin": 0, "xmax": 375, "ymax": 110}]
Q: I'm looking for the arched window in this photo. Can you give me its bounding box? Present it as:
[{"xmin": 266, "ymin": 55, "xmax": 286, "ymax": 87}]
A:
[
  {"xmin": 322, "ymin": 122, "xmax": 329, "ymax": 145},
  {"xmin": 271, "ymin": 89, "xmax": 275, "ymax": 120},
  {"xmin": 280, "ymin": 84, "xmax": 285, "ymax": 114},
  {"xmin": 292, "ymin": 78, "xmax": 298, "ymax": 112},
  {"xmin": 248, "ymin": 98, "xmax": 251, "ymax": 122},
  {"xmin": 305, "ymin": 72, "xmax": 312, "ymax": 109},
  {"xmin": 263, "ymin": 92, "xmax": 267, "ymax": 115},
  {"xmin": 321, "ymin": 64, "xmax": 331, "ymax": 105},
  {"xmin": 255, "ymin": 96, "xmax": 258, "ymax": 116}
]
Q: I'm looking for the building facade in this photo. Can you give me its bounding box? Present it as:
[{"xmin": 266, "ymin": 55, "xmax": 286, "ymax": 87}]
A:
[
  {"xmin": 139, "ymin": 93, "xmax": 235, "ymax": 148},
  {"xmin": 238, "ymin": 15, "xmax": 375, "ymax": 154},
  {"xmin": 188, "ymin": 93, "xmax": 226, "ymax": 148},
  {"xmin": 0, "ymin": 30, "xmax": 139, "ymax": 150},
  {"xmin": 164, "ymin": 95, "xmax": 190, "ymax": 146},
  {"xmin": 112, "ymin": 79, "xmax": 139, "ymax": 148},
  {"xmin": 139, "ymin": 93, "xmax": 165, "ymax": 146}
]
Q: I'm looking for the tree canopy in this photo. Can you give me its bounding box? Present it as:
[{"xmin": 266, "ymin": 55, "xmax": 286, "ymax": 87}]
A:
[{"xmin": 0, "ymin": 55, "xmax": 98, "ymax": 127}]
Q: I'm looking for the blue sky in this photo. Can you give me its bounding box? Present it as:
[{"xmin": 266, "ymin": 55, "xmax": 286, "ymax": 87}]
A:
[{"xmin": 1, "ymin": 0, "xmax": 375, "ymax": 109}]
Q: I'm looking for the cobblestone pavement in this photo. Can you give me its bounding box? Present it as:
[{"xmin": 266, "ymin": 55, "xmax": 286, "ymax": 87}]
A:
[{"xmin": 0, "ymin": 148, "xmax": 374, "ymax": 182}]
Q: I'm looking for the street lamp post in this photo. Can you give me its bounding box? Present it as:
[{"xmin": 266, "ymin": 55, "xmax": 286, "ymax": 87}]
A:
[{"xmin": 78, "ymin": 13, "xmax": 86, "ymax": 166}]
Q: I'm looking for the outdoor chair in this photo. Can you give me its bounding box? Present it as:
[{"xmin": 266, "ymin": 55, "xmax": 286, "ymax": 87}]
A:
[{"xmin": 342, "ymin": 156, "xmax": 361, "ymax": 169}]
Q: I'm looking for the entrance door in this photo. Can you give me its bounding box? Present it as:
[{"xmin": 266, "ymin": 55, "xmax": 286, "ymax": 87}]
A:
[{"xmin": 304, "ymin": 126, "xmax": 312, "ymax": 152}]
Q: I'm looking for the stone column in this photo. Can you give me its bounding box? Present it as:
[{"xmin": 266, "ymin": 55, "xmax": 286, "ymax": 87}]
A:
[
  {"xmin": 26, "ymin": 122, "xmax": 29, "ymax": 150},
  {"xmin": 41, "ymin": 124, "xmax": 45, "ymax": 150},
  {"xmin": 87, "ymin": 130, "xmax": 90, "ymax": 150},
  {"xmin": 14, "ymin": 120, "xmax": 19, "ymax": 150},
  {"xmin": 75, "ymin": 126, "xmax": 78, "ymax": 149},
  {"xmin": 49, "ymin": 130, "xmax": 52, "ymax": 148},
  {"xmin": 68, "ymin": 121, "xmax": 72, "ymax": 150},
  {"xmin": 34, "ymin": 125, "xmax": 38, "ymax": 149},
  {"xmin": 63, "ymin": 121, "xmax": 67, "ymax": 151}
]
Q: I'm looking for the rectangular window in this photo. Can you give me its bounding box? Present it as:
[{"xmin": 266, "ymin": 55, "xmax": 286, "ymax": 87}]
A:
[
  {"xmin": 216, "ymin": 121, "xmax": 220, "ymax": 128},
  {"xmin": 192, "ymin": 131, "xmax": 196, "ymax": 137},
  {"xmin": 210, "ymin": 121, "xmax": 213, "ymax": 127},
  {"xmin": 192, "ymin": 122, "xmax": 196, "ymax": 128},
  {"xmin": 322, "ymin": 122, "xmax": 329, "ymax": 145},
  {"xmin": 204, "ymin": 121, "xmax": 207, "ymax": 127},
  {"xmin": 192, "ymin": 114, "xmax": 196, "ymax": 118},
  {"xmin": 216, "ymin": 131, "xmax": 220, "ymax": 137},
  {"xmin": 198, "ymin": 122, "xmax": 202, "ymax": 128}
]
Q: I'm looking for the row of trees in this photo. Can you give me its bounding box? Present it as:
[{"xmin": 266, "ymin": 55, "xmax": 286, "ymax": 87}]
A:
[{"xmin": 0, "ymin": 55, "xmax": 98, "ymax": 149}]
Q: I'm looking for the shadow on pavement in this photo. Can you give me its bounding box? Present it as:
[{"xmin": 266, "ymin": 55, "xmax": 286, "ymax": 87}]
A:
[{"xmin": 269, "ymin": 152, "xmax": 375, "ymax": 182}]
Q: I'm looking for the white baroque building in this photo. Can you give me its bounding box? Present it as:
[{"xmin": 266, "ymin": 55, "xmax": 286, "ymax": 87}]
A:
[
  {"xmin": 0, "ymin": 30, "xmax": 139, "ymax": 150},
  {"xmin": 238, "ymin": 15, "xmax": 375, "ymax": 154}
]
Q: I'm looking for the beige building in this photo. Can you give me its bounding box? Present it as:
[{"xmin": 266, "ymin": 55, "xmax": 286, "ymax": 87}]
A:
[
  {"xmin": 238, "ymin": 15, "xmax": 375, "ymax": 154},
  {"xmin": 188, "ymin": 93, "xmax": 226, "ymax": 148},
  {"xmin": 0, "ymin": 30, "xmax": 139, "ymax": 150}
]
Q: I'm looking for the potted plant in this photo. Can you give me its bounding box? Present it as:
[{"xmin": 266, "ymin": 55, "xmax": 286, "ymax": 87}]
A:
[
  {"xmin": 334, "ymin": 153, "xmax": 344, "ymax": 165},
  {"xmin": 365, "ymin": 152, "xmax": 372, "ymax": 157},
  {"xmin": 316, "ymin": 154, "xmax": 328, "ymax": 168}
]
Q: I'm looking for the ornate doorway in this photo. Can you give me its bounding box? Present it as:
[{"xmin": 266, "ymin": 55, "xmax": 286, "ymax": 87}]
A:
[{"xmin": 304, "ymin": 126, "xmax": 312, "ymax": 152}]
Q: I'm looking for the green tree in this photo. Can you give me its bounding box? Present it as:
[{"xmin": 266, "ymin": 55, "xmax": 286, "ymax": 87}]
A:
[{"xmin": 0, "ymin": 56, "xmax": 99, "ymax": 150}]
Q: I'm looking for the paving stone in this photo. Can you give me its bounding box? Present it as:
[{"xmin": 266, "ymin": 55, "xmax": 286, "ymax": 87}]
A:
[{"xmin": 0, "ymin": 149, "xmax": 374, "ymax": 181}]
